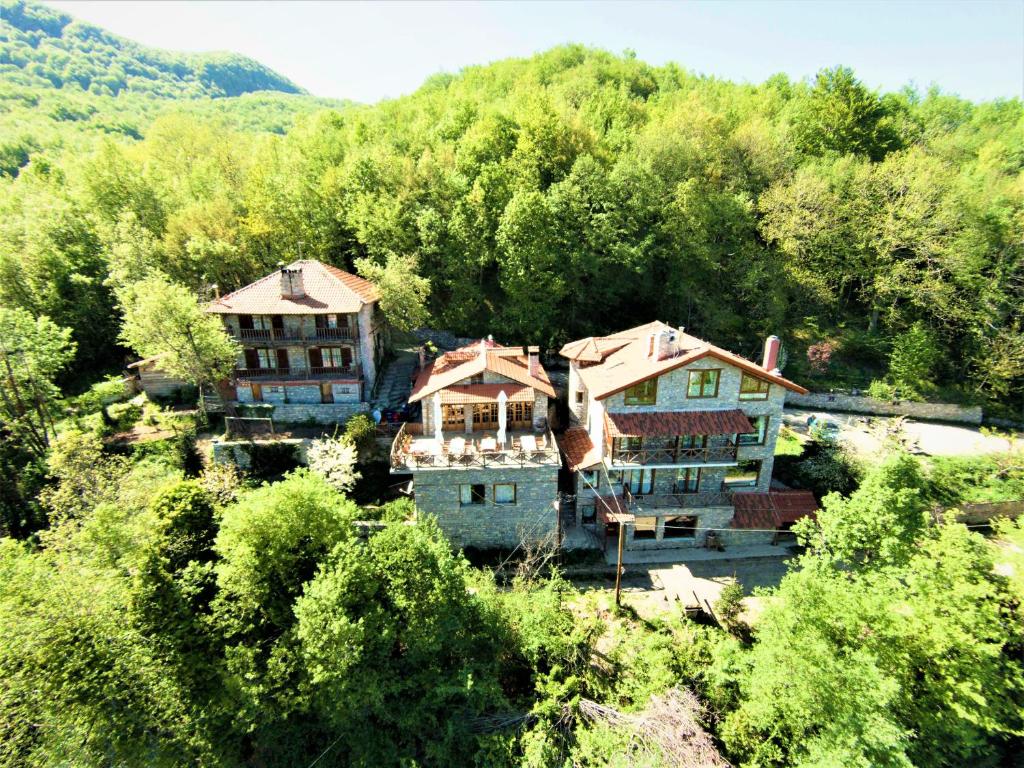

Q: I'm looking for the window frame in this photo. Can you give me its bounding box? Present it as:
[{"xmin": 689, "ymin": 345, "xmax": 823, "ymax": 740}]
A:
[
  {"xmin": 686, "ymin": 369, "xmax": 721, "ymax": 399},
  {"xmin": 675, "ymin": 467, "xmax": 701, "ymax": 494},
  {"xmin": 460, "ymin": 483, "xmax": 486, "ymax": 506},
  {"xmin": 575, "ymin": 390, "xmax": 585, "ymax": 405},
  {"xmin": 739, "ymin": 373, "xmax": 770, "ymax": 401},
  {"xmin": 663, "ymin": 515, "xmax": 698, "ymax": 539},
  {"xmin": 623, "ymin": 378, "xmax": 658, "ymax": 406},
  {"xmin": 722, "ymin": 460, "xmax": 762, "ymax": 489},
  {"xmin": 633, "ymin": 516, "xmax": 658, "ymax": 540},
  {"xmin": 493, "ymin": 483, "xmax": 517, "ymax": 505},
  {"xmin": 737, "ymin": 415, "xmax": 769, "ymax": 446}
]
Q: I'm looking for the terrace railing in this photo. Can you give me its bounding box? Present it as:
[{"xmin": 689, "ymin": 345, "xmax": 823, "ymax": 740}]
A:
[
  {"xmin": 233, "ymin": 326, "xmax": 353, "ymax": 342},
  {"xmin": 622, "ymin": 487, "xmax": 734, "ymax": 510},
  {"xmin": 391, "ymin": 425, "xmax": 561, "ymax": 471},
  {"xmin": 609, "ymin": 443, "xmax": 738, "ymax": 466}
]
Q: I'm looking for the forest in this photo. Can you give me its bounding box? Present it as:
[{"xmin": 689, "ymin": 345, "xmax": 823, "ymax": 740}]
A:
[{"xmin": 2, "ymin": 2, "xmax": 1024, "ymax": 765}]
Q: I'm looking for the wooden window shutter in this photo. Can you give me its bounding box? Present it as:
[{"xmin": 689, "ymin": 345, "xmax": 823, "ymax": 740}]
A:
[
  {"xmin": 341, "ymin": 347, "xmax": 353, "ymax": 367},
  {"xmin": 271, "ymin": 315, "xmax": 284, "ymax": 330},
  {"xmin": 309, "ymin": 348, "xmax": 323, "ymax": 368},
  {"xmin": 276, "ymin": 349, "xmax": 290, "ymax": 370},
  {"xmin": 244, "ymin": 349, "xmax": 259, "ymax": 369},
  {"xmin": 314, "ymin": 314, "xmax": 326, "ymax": 329},
  {"xmin": 238, "ymin": 314, "xmax": 254, "ymax": 329}
]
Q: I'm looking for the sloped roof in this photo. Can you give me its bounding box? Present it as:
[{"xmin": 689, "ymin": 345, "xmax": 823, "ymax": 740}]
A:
[
  {"xmin": 593, "ymin": 494, "xmax": 634, "ymax": 524},
  {"xmin": 605, "ymin": 409, "xmax": 754, "ymax": 438},
  {"xmin": 731, "ymin": 490, "xmax": 818, "ymax": 529},
  {"xmin": 560, "ymin": 321, "xmax": 808, "ymax": 399},
  {"xmin": 206, "ymin": 260, "xmax": 379, "ymax": 315},
  {"xmin": 408, "ymin": 341, "xmax": 556, "ymax": 403},
  {"xmin": 558, "ymin": 426, "xmax": 602, "ymax": 471},
  {"xmin": 439, "ymin": 384, "xmax": 534, "ymax": 404}
]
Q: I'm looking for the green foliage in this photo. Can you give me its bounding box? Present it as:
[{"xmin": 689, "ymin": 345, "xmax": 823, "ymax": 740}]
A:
[
  {"xmin": 888, "ymin": 320, "xmax": 941, "ymax": 393},
  {"xmin": 119, "ymin": 274, "xmax": 239, "ymax": 396},
  {"xmin": 774, "ymin": 430, "xmax": 861, "ymax": 499},
  {"xmin": 246, "ymin": 440, "xmax": 301, "ymax": 479},
  {"xmin": 0, "ymin": 308, "xmax": 76, "ymax": 459},
  {"xmin": 355, "ymin": 252, "xmax": 431, "ymax": 332},
  {"xmin": 923, "ymin": 450, "xmax": 1024, "ymax": 507}
]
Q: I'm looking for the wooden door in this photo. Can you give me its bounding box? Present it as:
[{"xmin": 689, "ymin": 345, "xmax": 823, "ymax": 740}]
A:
[
  {"xmin": 244, "ymin": 348, "xmax": 259, "ymax": 370},
  {"xmin": 276, "ymin": 349, "xmax": 290, "ymax": 372},
  {"xmin": 473, "ymin": 403, "xmax": 499, "ymax": 431}
]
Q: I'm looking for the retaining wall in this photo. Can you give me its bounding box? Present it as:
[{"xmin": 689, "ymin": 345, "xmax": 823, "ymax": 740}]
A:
[{"xmin": 787, "ymin": 392, "xmax": 982, "ymax": 425}]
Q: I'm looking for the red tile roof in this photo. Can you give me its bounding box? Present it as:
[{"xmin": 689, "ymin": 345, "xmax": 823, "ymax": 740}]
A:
[
  {"xmin": 594, "ymin": 494, "xmax": 634, "ymax": 524},
  {"xmin": 439, "ymin": 384, "xmax": 534, "ymax": 404},
  {"xmin": 206, "ymin": 260, "xmax": 379, "ymax": 315},
  {"xmin": 557, "ymin": 426, "xmax": 602, "ymax": 471},
  {"xmin": 560, "ymin": 321, "xmax": 808, "ymax": 399},
  {"xmin": 605, "ymin": 409, "xmax": 754, "ymax": 438},
  {"xmin": 408, "ymin": 342, "xmax": 556, "ymax": 403},
  {"xmin": 731, "ymin": 490, "xmax": 818, "ymax": 529}
]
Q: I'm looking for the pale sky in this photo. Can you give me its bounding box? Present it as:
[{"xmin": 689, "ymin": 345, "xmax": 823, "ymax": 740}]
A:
[{"xmin": 45, "ymin": 0, "xmax": 1024, "ymax": 103}]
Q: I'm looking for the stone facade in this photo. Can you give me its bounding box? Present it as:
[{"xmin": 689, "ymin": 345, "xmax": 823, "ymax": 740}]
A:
[{"xmin": 411, "ymin": 465, "xmax": 558, "ymax": 549}]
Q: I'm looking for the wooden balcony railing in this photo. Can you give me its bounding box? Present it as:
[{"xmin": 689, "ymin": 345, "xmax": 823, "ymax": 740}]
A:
[
  {"xmin": 236, "ymin": 367, "xmax": 288, "ymax": 378},
  {"xmin": 309, "ymin": 365, "xmax": 357, "ymax": 377},
  {"xmin": 236, "ymin": 365, "xmax": 361, "ymax": 380},
  {"xmin": 238, "ymin": 328, "xmax": 272, "ymax": 341},
  {"xmin": 622, "ymin": 487, "xmax": 734, "ymax": 510},
  {"xmin": 610, "ymin": 443, "xmax": 738, "ymax": 466},
  {"xmin": 314, "ymin": 327, "xmax": 353, "ymax": 340}
]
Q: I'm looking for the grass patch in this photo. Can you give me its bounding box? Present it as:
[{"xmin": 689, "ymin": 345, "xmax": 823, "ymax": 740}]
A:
[{"xmin": 774, "ymin": 426, "xmax": 805, "ymax": 457}]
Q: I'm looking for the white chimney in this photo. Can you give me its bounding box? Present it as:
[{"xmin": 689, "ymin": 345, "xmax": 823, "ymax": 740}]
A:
[
  {"xmin": 479, "ymin": 338, "xmax": 487, "ymax": 361},
  {"xmin": 762, "ymin": 335, "xmax": 781, "ymax": 374},
  {"xmin": 648, "ymin": 332, "xmax": 658, "ymax": 359},
  {"xmin": 281, "ymin": 267, "xmax": 305, "ymax": 299}
]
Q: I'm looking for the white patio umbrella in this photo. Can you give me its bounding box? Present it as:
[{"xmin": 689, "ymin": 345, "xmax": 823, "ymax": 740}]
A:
[
  {"xmin": 497, "ymin": 389, "xmax": 508, "ymax": 446},
  {"xmin": 433, "ymin": 394, "xmax": 443, "ymax": 444}
]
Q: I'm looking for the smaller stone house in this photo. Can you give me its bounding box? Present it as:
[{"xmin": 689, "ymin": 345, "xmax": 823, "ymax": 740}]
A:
[
  {"xmin": 559, "ymin": 321, "xmax": 817, "ymax": 551},
  {"xmin": 391, "ymin": 339, "xmax": 560, "ymax": 550},
  {"xmin": 127, "ymin": 354, "xmax": 189, "ymax": 401},
  {"xmin": 205, "ymin": 260, "xmax": 383, "ymax": 424}
]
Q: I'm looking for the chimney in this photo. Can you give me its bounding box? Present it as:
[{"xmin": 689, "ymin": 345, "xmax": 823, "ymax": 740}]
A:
[
  {"xmin": 528, "ymin": 347, "xmax": 539, "ymax": 377},
  {"xmin": 479, "ymin": 338, "xmax": 487, "ymax": 361},
  {"xmin": 762, "ymin": 335, "xmax": 781, "ymax": 374},
  {"xmin": 648, "ymin": 333, "xmax": 657, "ymax": 359},
  {"xmin": 281, "ymin": 266, "xmax": 305, "ymax": 299}
]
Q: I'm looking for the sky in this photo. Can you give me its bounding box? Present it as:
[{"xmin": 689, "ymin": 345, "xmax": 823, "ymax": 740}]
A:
[{"xmin": 46, "ymin": 0, "xmax": 1024, "ymax": 103}]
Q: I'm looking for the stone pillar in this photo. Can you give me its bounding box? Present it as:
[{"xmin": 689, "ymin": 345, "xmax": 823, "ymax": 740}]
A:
[{"xmin": 464, "ymin": 404, "xmax": 473, "ymax": 433}]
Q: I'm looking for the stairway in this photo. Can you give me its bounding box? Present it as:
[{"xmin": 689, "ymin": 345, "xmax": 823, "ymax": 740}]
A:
[{"xmin": 372, "ymin": 350, "xmax": 418, "ymax": 411}]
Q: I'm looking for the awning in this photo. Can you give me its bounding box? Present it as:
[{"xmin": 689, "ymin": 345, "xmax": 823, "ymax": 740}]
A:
[
  {"xmin": 605, "ymin": 409, "xmax": 754, "ymax": 438},
  {"xmin": 594, "ymin": 494, "xmax": 634, "ymax": 524},
  {"xmin": 440, "ymin": 385, "xmax": 534, "ymax": 405},
  {"xmin": 731, "ymin": 491, "xmax": 818, "ymax": 529},
  {"xmin": 557, "ymin": 427, "xmax": 602, "ymax": 471}
]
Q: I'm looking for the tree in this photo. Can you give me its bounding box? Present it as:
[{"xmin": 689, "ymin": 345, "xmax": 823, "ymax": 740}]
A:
[
  {"xmin": 793, "ymin": 66, "xmax": 902, "ymax": 161},
  {"xmin": 888, "ymin": 321, "xmax": 941, "ymax": 392},
  {"xmin": 0, "ymin": 308, "xmax": 76, "ymax": 459},
  {"xmin": 119, "ymin": 274, "xmax": 238, "ymax": 408},
  {"xmin": 37, "ymin": 428, "xmax": 128, "ymax": 524},
  {"xmin": 355, "ymin": 252, "xmax": 430, "ymax": 332},
  {"xmin": 306, "ymin": 433, "xmax": 360, "ymax": 493}
]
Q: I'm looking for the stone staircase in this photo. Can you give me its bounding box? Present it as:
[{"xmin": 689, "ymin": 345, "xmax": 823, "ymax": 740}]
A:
[{"xmin": 372, "ymin": 350, "xmax": 418, "ymax": 411}]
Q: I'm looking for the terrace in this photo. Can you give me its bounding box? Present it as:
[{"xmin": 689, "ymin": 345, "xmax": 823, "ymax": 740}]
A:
[
  {"xmin": 390, "ymin": 422, "xmax": 560, "ymax": 471},
  {"xmin": 233, "ymin": 326, "xmax": 354, "ymax": 343},
  {"xmin": 235, "ymin": 364, "xmax": 361, "ymax": 381}
]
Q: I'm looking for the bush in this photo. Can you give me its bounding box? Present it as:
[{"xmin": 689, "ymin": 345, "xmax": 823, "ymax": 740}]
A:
[
  {"xmin": 106, "ymin": 401, "xmax": 142, "ymax": 431},
  {"xmin": 247, "ymin": 442, "xmax": 300, "ymax": 479},
  {"xmin": 889, "ymin": 321, "xmax": 941, "ymax": 392}
]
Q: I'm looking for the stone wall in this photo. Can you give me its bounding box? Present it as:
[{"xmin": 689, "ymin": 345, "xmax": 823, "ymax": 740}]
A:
[
  {"xmin": 266, "ymin": 401, "xmax": 369, "ymax": 425},
  {"xmin": 786, "ymin": 392, "xmax": 983, "ymax": 425},
  {"xmin": 211, "ymin": 438, "xmax": 308, "ymax": 468},
  {"xmin": 412, "ymin": 465, "xmax": 558, "ymax": 549}
]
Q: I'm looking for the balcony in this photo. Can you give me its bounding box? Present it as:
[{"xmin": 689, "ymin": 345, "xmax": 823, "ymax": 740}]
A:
[
  {"xmin": 232, "ymin": 327, "xmax": 353, "ymax": 343},
  {"xmin": 390, "ymin": 423, "xmax": 561, "ymax": 471},
  {"xmin": 622, "ymin": 487, "xmax": 733, "ymax": 510},
  {"xmin": 609, "ymin": 442, "xmax": 738, "ymax": 466},
  {"xmin": 235, "ymin": 364, "xmax": 361, "ymax": 381}
]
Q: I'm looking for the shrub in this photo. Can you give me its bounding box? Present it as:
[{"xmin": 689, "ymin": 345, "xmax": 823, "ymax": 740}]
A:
[
  {"xmin": 247, "ymin": 442, "xmax": 300, "ymax": 479},
  {"xmin": 889, "ymin": 322, "xmax": 941, "ymax": 392}
]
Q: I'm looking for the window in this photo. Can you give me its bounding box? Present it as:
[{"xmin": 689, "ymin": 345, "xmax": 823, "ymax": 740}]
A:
[
  {"xmin": 320, "ymin": 347, "xmax": 351, "ymax": 368},
  {"xmin": 687, "ymin": 369, "xmax": 720, "ymax": 398},
  {"xmin": 575, "ymin": 390, "xmax": 584, "ymax": 405},
  {"xmin": 738, "ymin": 415, "xmax": 769, "ymax": 446},
  {"xmin": 679, "ymin": 434, "xmax": 707, "ymax": 449},
  {"xmin": 621, "ymin": 469, "xmax": 654, "ymax": 494},
  {"xmin": 442, "ymin": 404, "xmax": 464, "ymax": 429},
  {"xmin": 256, "ymin": 348, "xmax": 275, "ymax": 369},
  {"xmin": 581, "ymin": 469, "xmax": 598, "ymax": 487},
  {"xmin": 624, "ymin": 378, "xmax": 657, "ymax": 405},
  {"xmin": 494, "ymin": 483, "xmax": 516, "ymax": 505},
  {"xmin": 580, "ymin": 504, "xmax": 596, "ymax": 524},
  {"xmin": 663, "ymin": 515, "xmax": 698, "ymax": 539},
  {"xmin": 739, "ymin": 373, "xmax": 770, "ymax": 400},
  {"xmin": 252, "ymin": 315, "xmax": 272, "ymax": 331},
  {"xmin": 509, "ymin": 401, "xmax": 533, "ymax": 426},
  {"xmin": 675, "ymin": 468, "xmax": 700, "ymax": 493},
  {"xmin": 723, "ymin": 460, "xmax": 761, "ymax": 488},
  {"xmin": 633, "ymin": 517, "xmax": 658, "ymax": 540},
  {"xmin": 460, "ymin": 484, "xmax": 485, "ymax": 506}
]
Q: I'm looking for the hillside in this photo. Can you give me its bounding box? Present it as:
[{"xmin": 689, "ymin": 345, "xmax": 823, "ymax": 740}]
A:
[
  {"xmin": 1, "ymin": 0, "xmax": 303, "ymax": 98},
  {"xmin": 0, "ymin": 0, "xmax": 343, "ymax": 174}
]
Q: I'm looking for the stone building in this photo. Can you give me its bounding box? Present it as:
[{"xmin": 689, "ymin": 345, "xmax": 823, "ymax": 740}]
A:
[
  {"xmin": 205, "ymin": 260, "xmax": 383, "ymax": 424},
  {"xmin": 390, "ymin": 339, "xmax": 560, "ymax": 550},
  {"xmin": 559, "ymin": 321, "xmax": 817, "ymax": 551}
]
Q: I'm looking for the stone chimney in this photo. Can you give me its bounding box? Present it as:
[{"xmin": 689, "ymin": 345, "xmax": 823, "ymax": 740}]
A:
[
  {"xmin": 762, "ymin": 335, "xmax": 781, "ymax": 374},
  {"xmin": 281, "ymin": 266, "xmax": 305, "ymax": 299},
  {"xmin": 648, "ymin": 332, "xmax": 658, "ymax": 359},
  {"xmin": 528, "ymin": 347, "xmax": 539, "ymax": 377}
]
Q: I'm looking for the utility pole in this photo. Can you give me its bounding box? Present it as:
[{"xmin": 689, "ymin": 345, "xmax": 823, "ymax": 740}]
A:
[{"xmin": 614, "ymin": 521, "xmax": 625, "ymax": 607}]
